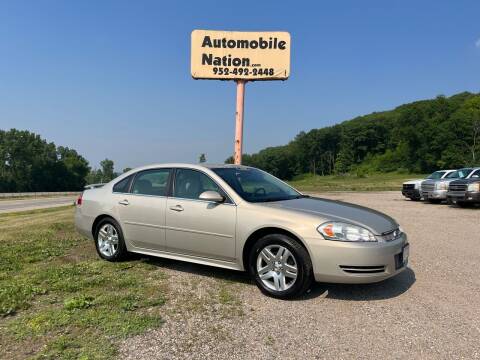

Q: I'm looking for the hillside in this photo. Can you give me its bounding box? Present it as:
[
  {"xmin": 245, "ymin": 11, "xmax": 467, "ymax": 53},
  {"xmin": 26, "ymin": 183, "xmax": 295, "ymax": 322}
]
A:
[{"xmin": 228, "ymin": 92, "xmax": 480, "ymax": 179}]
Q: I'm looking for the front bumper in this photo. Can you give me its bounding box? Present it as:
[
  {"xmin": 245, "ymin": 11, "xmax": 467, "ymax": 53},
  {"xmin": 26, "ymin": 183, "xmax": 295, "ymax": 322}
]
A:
[
  {"xmin": 402, "ymin": 189, "xmax": 420, "ymax": 198},
  {"xmin": 447, "ymin": 191, "xmax": 480, "ymax": 203},
  {"xmin": 422, "ymin": 189, "xmax": 447, "ymax": 200},
  {"xmin": 307, "ymin": 233, "xmax": 409, "ymax": 284}
]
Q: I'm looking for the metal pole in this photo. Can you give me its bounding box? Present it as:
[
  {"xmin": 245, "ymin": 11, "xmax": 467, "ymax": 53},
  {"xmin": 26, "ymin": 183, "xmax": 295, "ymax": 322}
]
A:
[{"xmin": 234, "ymin": 80, "xmax": 246, "ymax": 165}]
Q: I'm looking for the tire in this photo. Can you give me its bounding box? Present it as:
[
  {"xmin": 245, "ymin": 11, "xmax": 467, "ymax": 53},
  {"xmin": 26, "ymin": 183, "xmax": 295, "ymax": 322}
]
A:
[
  {"xmin": 456, "ymin": 201, "xmax": 470, "ymax": 208},
  {"xmin": 248, "ymin": 234, "xmax": 313, "ymax": 299},
  {"xmin": 94, "ymin": 217, "xmax": 129, "ymax": 261},
  {"xmin": 411, "ymin": 197, "xmax": 421, "ymax": 201},
  {"xmin": 428, "ymin": 199, "xmax": 442, "ymax": 204}
]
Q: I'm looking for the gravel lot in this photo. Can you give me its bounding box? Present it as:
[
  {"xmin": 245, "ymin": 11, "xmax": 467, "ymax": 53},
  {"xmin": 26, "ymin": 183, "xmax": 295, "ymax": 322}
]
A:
[{"xmin": 120, "ymin": 191, "xmax": 480, "ymax": 359}]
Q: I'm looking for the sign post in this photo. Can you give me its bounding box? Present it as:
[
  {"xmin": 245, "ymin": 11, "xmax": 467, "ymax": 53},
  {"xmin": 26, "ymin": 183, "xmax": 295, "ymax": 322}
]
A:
[
  {"xmin": 191, "ymin": 30, "xmax": 291, "ymax": 164},
  {"xmin": 234, "ymin": 80, "xmax": 246, "ymax": 164}
]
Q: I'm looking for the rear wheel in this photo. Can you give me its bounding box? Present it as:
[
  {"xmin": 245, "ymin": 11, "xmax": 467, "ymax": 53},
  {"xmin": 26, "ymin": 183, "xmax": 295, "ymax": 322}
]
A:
[
  {"xmin": 249, "ymin": 234, "xmax": 313, "ymax": 299},
  {"xmin": 94, "ymin": 218, "xmax": 129, "ymax": 261}
]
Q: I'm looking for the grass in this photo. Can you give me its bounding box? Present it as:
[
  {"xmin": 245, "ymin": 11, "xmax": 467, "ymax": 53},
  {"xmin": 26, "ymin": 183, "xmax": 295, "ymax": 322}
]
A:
[
  {"xmin": 0, "ymin": 206, "xmax": 169, "ymax": 359},
  {"xmin": 288, "ymin": 172, "xmax": 426, "ymax": 192},
  {"xmin": 0, "ymin": 206, "xmax": 244, "ymax": 359}
]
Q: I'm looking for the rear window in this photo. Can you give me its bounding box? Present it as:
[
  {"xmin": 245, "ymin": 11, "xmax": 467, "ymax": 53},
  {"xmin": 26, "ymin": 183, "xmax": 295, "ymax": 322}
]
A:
[
  {"xmin": 113, "ymin": 175, "xmax": 133, "ymax": 193},
  {"xmin": 131, "ymin": 169, "xmax": 171, "ymax": 196}
]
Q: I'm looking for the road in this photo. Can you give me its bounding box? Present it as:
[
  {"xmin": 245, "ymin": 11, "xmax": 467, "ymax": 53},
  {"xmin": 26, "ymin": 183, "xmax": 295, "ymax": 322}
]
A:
[
  {"xmin": 120, "ymin": 191, "xmax": 480, "ymax": 360},
  {"xmin": 0, "ymin": 196, "xmax": 76, "ymax": 213}
]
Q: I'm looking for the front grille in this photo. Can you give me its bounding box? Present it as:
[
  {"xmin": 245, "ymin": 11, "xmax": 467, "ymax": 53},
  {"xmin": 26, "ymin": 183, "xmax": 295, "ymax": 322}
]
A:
[
  {"xmin": 339, "ymin": 265, "xmax": 385, "ymax": 274},
  {"xmin": 449, "ymin": 183, "xmax": 467, "ymax": 192},
  {"xmin": 421, "ymin": 183, "xmax": 434, "ymax": 192},
  {"xmin": 377, "ymin": 228, "xmax": 402, "ymax": 242},
  {"xmin": 403, "ymin": 184, "xmax": 415, "ymax": 190}
]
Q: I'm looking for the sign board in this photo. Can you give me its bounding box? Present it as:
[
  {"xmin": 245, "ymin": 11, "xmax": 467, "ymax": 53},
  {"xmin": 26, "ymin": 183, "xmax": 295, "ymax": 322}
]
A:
[{"xmin": 191, "ymin": 30, "xmax": 291, "ymax": 80}]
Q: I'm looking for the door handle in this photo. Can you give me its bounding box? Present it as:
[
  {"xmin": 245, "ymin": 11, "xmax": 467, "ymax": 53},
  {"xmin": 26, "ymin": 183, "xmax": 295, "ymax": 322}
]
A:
[
  {"xmin": 118, "ymin": 199, "xmax": 129, "ymax": 206},
  {"xmin": 169, "ymin": 205, "xmax": 184, "ymax": 212}
]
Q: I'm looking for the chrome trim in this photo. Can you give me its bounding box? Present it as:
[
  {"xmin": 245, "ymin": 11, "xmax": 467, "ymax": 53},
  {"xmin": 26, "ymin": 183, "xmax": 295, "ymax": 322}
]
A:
[{"xmin": 165, "ymin": 225, "xmax": 233, "ymax": 239}]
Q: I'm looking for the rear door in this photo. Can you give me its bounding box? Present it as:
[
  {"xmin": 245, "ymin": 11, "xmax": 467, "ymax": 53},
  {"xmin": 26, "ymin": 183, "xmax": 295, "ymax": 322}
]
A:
[
  {"xmin": 114, "ymin": 168, "xmax": 172, "ymax": 251},
  {"xmin": 165, "ymin": 168, "xmax": 236, "ymax": 261}
]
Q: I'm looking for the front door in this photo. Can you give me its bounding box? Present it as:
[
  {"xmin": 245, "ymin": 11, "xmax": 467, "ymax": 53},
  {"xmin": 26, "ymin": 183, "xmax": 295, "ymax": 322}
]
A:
[
  {"xmin": 115, "ymin": 168, "xmax": 171, "ymax": 251},
  {"xmin": 165, "ymin": 168, "xmax": 236, "ymax": 261}
]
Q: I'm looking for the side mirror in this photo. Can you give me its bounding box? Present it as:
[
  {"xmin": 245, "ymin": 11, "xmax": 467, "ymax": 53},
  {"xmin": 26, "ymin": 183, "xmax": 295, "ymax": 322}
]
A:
[{"xmin": 199, "ymin": 190, "xmax": 225, "ymax": 203}]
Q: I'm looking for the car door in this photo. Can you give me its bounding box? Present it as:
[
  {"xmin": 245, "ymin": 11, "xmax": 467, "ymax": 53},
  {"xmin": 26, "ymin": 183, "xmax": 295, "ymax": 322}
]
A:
[
  {"xmin": 114, "ymin": 168, "xmax": 172, "ymax": 251},
  {"xmin": 165, "ymin": 168, "xmax": 236, "ymax": 261}
]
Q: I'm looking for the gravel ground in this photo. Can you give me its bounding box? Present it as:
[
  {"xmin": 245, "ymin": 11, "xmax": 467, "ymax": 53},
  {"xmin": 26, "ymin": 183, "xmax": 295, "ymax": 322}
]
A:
[{"xmin": 120, "ymin": 191, "xmax": 480, "ymax": 359}]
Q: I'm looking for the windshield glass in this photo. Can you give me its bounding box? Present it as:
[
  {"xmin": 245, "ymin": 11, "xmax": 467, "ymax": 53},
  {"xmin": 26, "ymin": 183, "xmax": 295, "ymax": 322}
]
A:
[
  {"xmin": 212, "ymin": 167, "xmax": 301, "ymax": 203},
  {"xmin": 427, "ymin": 171, "xmax": 446, "ymax": 179},
  {"xmin": 445, "ymin": 168, "xmax": 473, "ymax": 179}
]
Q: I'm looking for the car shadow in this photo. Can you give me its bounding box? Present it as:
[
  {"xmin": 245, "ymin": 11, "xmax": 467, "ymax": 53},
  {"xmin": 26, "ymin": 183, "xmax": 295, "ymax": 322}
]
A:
[
  {"xmin": 300, "ymin": 267, "xmax": 416, "ymax": 301},
  {"xmin": 137, "ymin": 255, "xmax": 416, "ymax": 301},
  {"xmin": 139, "ymin": 255, "xmax": 252, "ymax": 285}
]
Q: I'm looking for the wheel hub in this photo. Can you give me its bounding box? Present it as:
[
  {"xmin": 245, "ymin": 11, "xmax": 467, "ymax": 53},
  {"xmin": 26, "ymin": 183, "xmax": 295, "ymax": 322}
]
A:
[{"xmin": 256, "ymin": 244, "xmax": 298, "ymax": 292}]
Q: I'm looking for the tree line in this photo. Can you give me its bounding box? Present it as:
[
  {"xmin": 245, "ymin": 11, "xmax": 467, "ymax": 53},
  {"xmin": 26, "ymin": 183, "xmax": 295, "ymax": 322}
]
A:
[
  {"xmin": 227, "ymin": 92, "xmax": 480, "ymax": 179},
  {"xmin": 0, "ymin": 129, "xmax": 127, "ymax": 192}
]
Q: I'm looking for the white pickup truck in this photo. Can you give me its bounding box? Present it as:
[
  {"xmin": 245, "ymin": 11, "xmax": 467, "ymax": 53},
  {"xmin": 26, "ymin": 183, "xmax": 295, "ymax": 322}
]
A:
[{"xmin": 402, "ymin": 170, "xmax": 455, "ymax": 201}]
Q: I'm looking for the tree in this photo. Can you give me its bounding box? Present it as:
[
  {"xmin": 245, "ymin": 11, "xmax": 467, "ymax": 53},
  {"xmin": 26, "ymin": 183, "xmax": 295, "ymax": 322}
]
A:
[
  {"xmin": 123, "ymin": 167, "xmax": 132, "ymax": 173},
  {"xmin": 199, "ymin": 154, "xmax": 206, "ymax": 163},
  {"xmin": 100, "ymin": 159, "xmax": 115, "ymax": 182},
  {"xmin": 0, "ymin": 129, "xmax": 90, "ymax": 191},
  {"xmin": 222, "ymin": 91, "xmax": 480, "ymax": 179}
]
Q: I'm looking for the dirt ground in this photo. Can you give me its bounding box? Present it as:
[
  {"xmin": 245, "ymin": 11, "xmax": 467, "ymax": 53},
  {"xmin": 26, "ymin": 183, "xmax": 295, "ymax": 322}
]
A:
[{"xmin": 120, "ymin": 191, "xmax": 480, "ymax": 360}]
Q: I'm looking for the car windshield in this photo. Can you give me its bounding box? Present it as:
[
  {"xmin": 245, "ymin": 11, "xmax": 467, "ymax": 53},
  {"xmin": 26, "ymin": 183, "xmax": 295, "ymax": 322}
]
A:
[
  {"xmin": 427, "ymin": 171, "xmax": 446, "ymax": 179},
  {"xmin": 445, "ymin": 168, "xmax": 473, "ymax": 179},
  {"xmin": 212, "ymin": 167, "xmax": 302, "ymax": 203}
]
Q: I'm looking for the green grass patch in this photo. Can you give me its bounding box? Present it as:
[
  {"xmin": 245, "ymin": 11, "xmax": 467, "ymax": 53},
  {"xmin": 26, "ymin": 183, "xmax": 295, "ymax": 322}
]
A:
[
  {"xmin": 0, "ymin": 204, "xmax": 74, "ymax": 218},
  {"xmin": 288, "ymin": 172, "xmax": 426, "ymax": 192},
  {"xmin": 0, "ymin": 206, "xmax": 168, "ymax": 359}
]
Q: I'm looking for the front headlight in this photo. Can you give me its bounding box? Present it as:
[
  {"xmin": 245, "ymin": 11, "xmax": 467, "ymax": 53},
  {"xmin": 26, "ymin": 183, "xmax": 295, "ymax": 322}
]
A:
[
  {"xmin": 436, "ymin": 182, "xmax": 448, "ymax": 190},
  {"xmin": 317, "ymin": 222, "xmax": 377, "ymax": 242},
  {"xmin": 468, "ymin": 183, "xmax": 480, "ymax": 192}
]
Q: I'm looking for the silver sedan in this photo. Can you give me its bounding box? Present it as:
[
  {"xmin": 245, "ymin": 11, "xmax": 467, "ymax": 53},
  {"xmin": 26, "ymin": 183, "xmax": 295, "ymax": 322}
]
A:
[{"xmin": 75, "ymin": 164, "xmax": 409, "ymax": 298}]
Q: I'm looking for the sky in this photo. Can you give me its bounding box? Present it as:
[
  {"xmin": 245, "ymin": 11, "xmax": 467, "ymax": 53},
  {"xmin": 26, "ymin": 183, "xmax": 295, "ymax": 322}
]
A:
[{"xmin": 1, "ymin": 0, "xmax": 479, "ymax": 171}]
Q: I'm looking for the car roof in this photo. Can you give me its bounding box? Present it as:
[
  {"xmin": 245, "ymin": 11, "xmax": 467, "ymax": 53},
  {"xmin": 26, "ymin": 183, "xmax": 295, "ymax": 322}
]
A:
[{"xmin": 124, "ymin": 163, "xmax": 253, "ymax": 173}]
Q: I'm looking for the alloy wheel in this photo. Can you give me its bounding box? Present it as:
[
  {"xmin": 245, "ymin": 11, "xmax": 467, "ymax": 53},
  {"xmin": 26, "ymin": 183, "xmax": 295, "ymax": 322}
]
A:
[
  {"xmin": 97, "ymin": 223, "xmax": 119, "ymax": 257},
  {"xmin": 256, "ymin": 244, "xmax": 298, "ymax": 291}
]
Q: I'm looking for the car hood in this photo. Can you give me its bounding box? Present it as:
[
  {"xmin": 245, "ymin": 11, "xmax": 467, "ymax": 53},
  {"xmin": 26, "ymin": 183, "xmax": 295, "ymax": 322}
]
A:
[
  {"xmin": 449, "ymin": 178, "xmax": 480, "ymax": 184},
  {"xmin": 422, "ymin": 178, "xmax": 456, "ymax": 185},
  {"xmin": 403, "ymin": 179, "xmax": 423, "ymax": 185},
  {"xmin": 259, "ymin": 197, "xmax": 398, "ymax": 235}
]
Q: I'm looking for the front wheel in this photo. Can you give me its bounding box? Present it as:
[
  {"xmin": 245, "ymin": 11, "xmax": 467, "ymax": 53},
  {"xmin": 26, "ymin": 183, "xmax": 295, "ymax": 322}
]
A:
[{"xmin": 249, "ymin": 234, "xmax": 313, "ymax": 299}]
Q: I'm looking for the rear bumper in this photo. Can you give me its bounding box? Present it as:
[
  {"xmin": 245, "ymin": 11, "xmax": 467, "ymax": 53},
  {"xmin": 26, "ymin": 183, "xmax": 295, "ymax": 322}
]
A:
[
  {"xmin": 422, "ymin": 189, "xmax": 447, "ymax": 200},
  {"xmin": 447, "ymin": 191, "xmax": 480, "ymax": 203},
  {"xmin": 402, "ymin": 189, "xmax": 420, "ymax": 198},
  {"xmin": 74, "ymin": 206, "xmax": 95, "ymax": 240},
  {"xmin": 307, "ymin": 233, "xmax": 409, "ymax": 284}
]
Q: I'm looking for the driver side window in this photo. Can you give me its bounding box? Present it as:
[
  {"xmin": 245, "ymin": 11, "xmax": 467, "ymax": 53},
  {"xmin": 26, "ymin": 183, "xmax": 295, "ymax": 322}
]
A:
[{"xmin": 173, "ymin": 169, "xmax": 220, "ymax": 200}]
